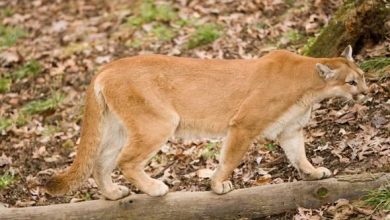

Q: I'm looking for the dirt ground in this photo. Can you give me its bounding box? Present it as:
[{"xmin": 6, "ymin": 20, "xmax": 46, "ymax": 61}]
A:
[{"xmin": 0, "ymin": 0, "xmax": 389, "ymax": 219}]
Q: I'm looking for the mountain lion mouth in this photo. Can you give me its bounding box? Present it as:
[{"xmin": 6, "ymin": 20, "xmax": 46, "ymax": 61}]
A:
[{"xmin": 353, "ymin": 94, "xmax": 367, "ymax": 102}]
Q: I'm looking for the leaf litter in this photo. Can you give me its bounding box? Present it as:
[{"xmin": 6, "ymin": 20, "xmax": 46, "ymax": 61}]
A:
[{"xmin": 0, "ymin": 0, "xmax": 389, "ymax": 218}]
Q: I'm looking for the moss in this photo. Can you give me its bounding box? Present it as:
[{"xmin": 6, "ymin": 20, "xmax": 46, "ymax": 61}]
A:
[
  {"xmin": 303, "ymin": 0, "xmax": 389, "ymax": 58},
  {"xmin": 316, "ymin": 187, "xmax": 329, "ymax": 198}
]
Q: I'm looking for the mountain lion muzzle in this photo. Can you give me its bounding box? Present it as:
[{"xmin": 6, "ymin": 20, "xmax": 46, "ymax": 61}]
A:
[{"xmin": 45, "ymin": 45, "xmax": 368, "ymax": 200}]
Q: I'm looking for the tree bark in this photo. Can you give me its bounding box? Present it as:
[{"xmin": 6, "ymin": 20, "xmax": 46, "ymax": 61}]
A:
[
  {"xmin": 1, "ymin": 173, "xmax": 389, "ymax": 220},
  {"xmin": 305, "ymin": 0, "xmax": 390, "ymax": 57}
]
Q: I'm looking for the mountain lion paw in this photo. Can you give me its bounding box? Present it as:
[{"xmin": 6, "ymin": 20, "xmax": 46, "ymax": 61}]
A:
[
  {"xmin": 103, "ymin": 185, "xmax": 130, "ymax": 200},
  {"xmin": 211, "ymin": 180, "xmax": 234, "ymax": 195},
  {"xmin": 303, "ymin": 167, "xmax": 332, "ymax": 180},
  {"xmin": 143, "ymin": 179, "xmax": 169, "ymax": 197},
  {"xmin": 316, "ymin": 167, "xmax": 332, "ymax": 179}
]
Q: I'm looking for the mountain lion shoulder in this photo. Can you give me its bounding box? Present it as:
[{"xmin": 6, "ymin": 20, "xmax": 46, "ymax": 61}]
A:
[{"xmin": 45, "ymin": 46, "xmax": 368, "ymax": 200}]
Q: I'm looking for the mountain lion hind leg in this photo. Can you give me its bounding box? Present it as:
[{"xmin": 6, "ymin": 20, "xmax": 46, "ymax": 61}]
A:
[
  {"xmin": 279, "ymin": 128, "xmax": 331, "ymax": 180},
  {"xmin": 92, "ymin": 112, "xmax": 129, "ymax": 200},
  {"xmin": 116, "ymin": 116, "xmax": 177, "ymax": 197}
]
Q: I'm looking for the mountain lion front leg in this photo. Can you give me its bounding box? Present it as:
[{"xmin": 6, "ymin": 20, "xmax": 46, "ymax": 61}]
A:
[
  {"xmin": 279, "ymin": 128, "xmax": 331, "ymax": 180},
  {"xmin": 211, "ymin": 127, "xmax": 257, "ymax": 194}
]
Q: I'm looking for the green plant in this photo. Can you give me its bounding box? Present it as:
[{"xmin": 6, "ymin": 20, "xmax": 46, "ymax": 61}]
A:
[
  {"xmin": 127, "ymin": 0, "xmax": 177, "ymax": 26},
  {"xmin": 15, "ymin": 114, "xmax": 28, "ymax": 126},
  {"xmin": 364, "ymin": 186, "xmax": 390, "ymax": 211},
  {"xmin": 0, "ymin": 174, "xmax": 15, "ymax": 189},
  {"xmin": 0, "ymin": 78, "xmax": 11, "ymax": 93},
  {"xmin": 83, "ymin": 192, "xmax": 92, "ymax": 201},
  {"xmin": 175, "ymin": 18, "xmax": 191, "ymax": 27},
  {"xmin": 0, "ymin": 25, "xmax": 27, "ymax": 48},
  {"xmin": 302, "ymin": 36, "xmax": 316, "ymax": 55},
  {"xmin": 360, "ymin": 57, "xmax": 390, "ymax": 77},
  {"xmin": 0, "ymin": 118, "xmax": 12, "ymax": 132},
  {"xmin": 126, "ymin": 39, "xmax": 142, "ymax": 48},
  {"xmin": 151, "ymin": 24, "xmax": 176, "ymax": 41},
  {"xmin": 187, "ymin": 23, "xmax": 222, "ymax": 49},
  {"xmin": 152, "ymin": 4, "xmax": 176, "ymax": 22},
  {"xmin": 0, "ymin": 7, "xmax": 14, "ymax": 17},
  {"xmin": 21, "ymin": 93, "xmax": 64, "ymax": 115},
  {"xmin": 43, "ymin": 125, "xmax": 60, "ymax": 137},
  {"xmin": 201, "ymin": 142, "xmax": 219, "ymax": 160},
  {"xmin": 286, "ymin": 30, "xmax": 303, "ymax": 43},
  {"xmin": 265, "ymin": 143, "xmax": 276, "ymax": 151},
  {"xmin": 12, "ymin": 60, "xmax": 42, "ymax": 79}
]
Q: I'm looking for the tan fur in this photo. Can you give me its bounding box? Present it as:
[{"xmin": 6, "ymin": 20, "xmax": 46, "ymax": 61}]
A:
[{"xmin": 45, "ymin": 46, "xmax": 368, "ymax": 199}]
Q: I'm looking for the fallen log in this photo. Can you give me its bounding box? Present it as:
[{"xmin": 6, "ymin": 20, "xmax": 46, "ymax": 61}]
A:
[{"xmin": 1, "ymin": 173, "xmax": 389, "ymax": 220}]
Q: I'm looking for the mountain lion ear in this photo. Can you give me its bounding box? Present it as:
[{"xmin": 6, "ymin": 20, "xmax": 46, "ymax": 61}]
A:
[
  {"xmin": 341, "ymin": 45, "xmax": 354, "ymax": 62},
  {"xmin": 316, "ymin": 63, "xmax": 335, "ymax": 80}
]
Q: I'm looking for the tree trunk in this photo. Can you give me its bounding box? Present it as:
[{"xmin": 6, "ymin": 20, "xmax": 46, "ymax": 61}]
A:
[
  {"xmin": 1, "ymin": 173, "xmax": 389, "ymax": 220},
  {"xmin": 305, "ymin": 0, "xmax": 390, "ymax": 57}
]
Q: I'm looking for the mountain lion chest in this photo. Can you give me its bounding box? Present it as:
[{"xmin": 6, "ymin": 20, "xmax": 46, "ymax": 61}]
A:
[{"xmin": 262, "ymin": 104, "xmax": 312, "ymax": 141}]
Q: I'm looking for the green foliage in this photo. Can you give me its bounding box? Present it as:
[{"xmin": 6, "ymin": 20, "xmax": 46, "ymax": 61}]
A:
[
  {"xmin": 15, "ymin": 114, "xmax": 28, "ymax": 126},
  {"xmin": 0, "ymin": 118, "xmax": 12, "ymax": 132},
  {"xmin": 125, "ymin": 39, "xmax": 142, "ymax": 48},
  {"xmin": 364, "ymin": 186, "xmax": 390, "ymax": 211},
  {"xmin": 127, "ymin": 0, "xmax": 177, "ymax": 26},
  {"xmin": 0, "ymin": 7, "xmax": 14, "ymax": 18},
  {"xmin": 151, "ymin": 24, "xmax": 176, "ymax": 41},
  {"xmin": 0, "ymin": 78, "xmax": 12, "ymax": 93},
  {"xmin": 12, "ymin": 60, "xmax": 42, "ymax": 79},
  {"xmin": 175, "ymin": 18, "xmax": 191, "ymax": 27},
  {"xmin": 21, "ymin": 93, "xmax": 64, "ymax": 115},
  {"xmin": 0, "ymin": 174, "xmax": 15, "ymax": 189},
  {"xmin": 360, "ymin": 57, "xmax": 390, "ymax": 77},
  {"xmin": 286, "ymin": 30, "xmax": 303, "ymax": 43},
  {"xmin": 187, "ymin": 23, "xmax": 222, "ymax": 49},
  {"xmin": 43, "ymin": 125, "xmax": 60, "ymax": 137},
  {"xmin": 301, "ymin": 36, "xmax": 316, "ymax": 55},
  {"xmin": 201, "ymin": 142, "xmax": 219, "ymax": 160},
  {"xmin": 0, "ymin": 25, "xmax": 27, "ymax": 49},
  {"xmin": 265, "ymin": 143, "xmax": 276, "ymax": 151},
  {"xmin": 83, "ymin": 192, "xmax": 92, "ymax": 201},
  {"xmin": 0, "ymin": 60, "xmax": 42, "ymax": 93}
]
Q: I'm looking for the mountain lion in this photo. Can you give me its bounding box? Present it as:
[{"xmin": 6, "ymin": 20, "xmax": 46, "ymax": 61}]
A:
[{"xmin": 46, "ymin": 46, "xmax": 368, "ymax": 200}]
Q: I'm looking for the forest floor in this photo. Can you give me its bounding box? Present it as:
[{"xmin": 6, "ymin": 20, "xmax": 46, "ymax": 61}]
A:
[{"xmin": 0, "ymin": 0, "xmax": 389, "ymax": 219}]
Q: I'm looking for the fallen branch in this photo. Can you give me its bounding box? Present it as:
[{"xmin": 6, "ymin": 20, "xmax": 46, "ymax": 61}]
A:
[{"xmin": 1, "ymin": 173, "xmax": 389, "ymax": 220}]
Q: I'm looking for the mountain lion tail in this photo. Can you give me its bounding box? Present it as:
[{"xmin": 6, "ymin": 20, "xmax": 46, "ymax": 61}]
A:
[{"xmin": 45, "ymin": 78, "xmax": 106, "ymax": 196}]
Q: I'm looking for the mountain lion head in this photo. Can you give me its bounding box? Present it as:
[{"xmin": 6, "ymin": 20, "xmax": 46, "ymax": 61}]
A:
[{"xmin": 315, "ymin": 45, "xmax": 368, "ymax": 101}]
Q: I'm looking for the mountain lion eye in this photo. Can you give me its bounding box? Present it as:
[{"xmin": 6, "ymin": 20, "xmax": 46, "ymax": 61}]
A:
[{"xmin": 347, "ymin": 81, "xmax": 357, "ymax": 86}]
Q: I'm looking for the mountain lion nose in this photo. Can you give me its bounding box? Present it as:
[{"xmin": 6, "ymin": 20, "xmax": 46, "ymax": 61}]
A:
[{"xmin": 362, "ymin": 87, "xmax": 368, "ymax": 95}]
